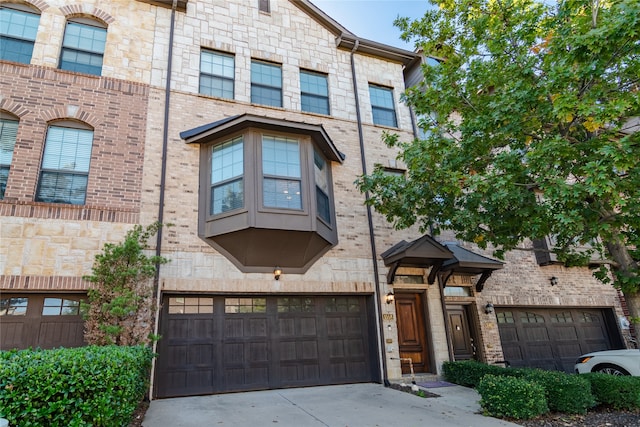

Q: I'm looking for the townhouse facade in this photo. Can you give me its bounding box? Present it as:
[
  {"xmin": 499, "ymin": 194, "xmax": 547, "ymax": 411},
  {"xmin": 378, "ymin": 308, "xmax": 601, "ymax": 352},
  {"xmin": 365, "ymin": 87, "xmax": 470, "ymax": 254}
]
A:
[{"xmin": 0, "ymin": 0, "xmax": 634, "ymax": 399}]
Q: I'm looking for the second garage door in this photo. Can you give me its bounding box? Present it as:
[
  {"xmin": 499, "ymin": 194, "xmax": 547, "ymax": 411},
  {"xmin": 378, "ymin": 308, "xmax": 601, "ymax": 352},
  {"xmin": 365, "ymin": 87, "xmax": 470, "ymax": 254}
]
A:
[
  {"xmin": 496, "ymin": 307, "xmax": 623, "ymax": 372},
  {"xmin": 155, "ymin": 295, "xmax": 376, "ymax": 398}
]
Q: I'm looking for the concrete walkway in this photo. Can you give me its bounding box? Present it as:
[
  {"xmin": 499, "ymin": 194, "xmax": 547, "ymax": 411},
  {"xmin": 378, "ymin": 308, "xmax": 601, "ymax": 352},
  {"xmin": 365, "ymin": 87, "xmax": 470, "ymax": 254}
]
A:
[{"xmin": 143, "ymin": 382, "xmax": 521, "ymax": 427}]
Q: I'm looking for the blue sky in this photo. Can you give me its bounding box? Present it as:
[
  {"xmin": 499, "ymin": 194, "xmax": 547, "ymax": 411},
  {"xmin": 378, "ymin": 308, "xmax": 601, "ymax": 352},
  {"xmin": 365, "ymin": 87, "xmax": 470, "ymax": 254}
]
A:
[{"xmin": 311, "ymin": 0, "xmax": 431, "ymax": 50}]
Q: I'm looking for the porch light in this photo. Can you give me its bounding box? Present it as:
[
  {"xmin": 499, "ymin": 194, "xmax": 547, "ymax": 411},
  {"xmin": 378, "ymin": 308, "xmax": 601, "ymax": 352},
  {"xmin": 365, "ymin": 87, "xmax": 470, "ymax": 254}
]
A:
[
  {"xmin": 485, "ymin": 302, "xmax": 494, "ymax": 314},
  {"xmin": 274, "ymin": 267, "xmax": 282, "ymax": 280},
  {"xmin": 550, "ymin": 276, "xmax": 558, "ymax": 286},
  {"xmin": 385, "ymin": 291, "xmax": 395, "ymax": 304}
]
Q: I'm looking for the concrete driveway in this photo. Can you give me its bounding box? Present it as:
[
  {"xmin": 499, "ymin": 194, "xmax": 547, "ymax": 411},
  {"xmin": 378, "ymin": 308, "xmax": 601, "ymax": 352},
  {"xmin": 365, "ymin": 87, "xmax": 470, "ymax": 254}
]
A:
[{"xmin": 142, "ymin": 382, "xmax": 520, "ymax": 427}]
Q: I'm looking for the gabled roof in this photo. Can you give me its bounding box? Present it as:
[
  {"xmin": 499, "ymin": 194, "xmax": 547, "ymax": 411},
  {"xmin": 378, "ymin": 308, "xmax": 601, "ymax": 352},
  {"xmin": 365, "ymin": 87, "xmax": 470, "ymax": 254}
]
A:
[
  {"xmin": 293, "ymin": 0, "xmax": 417, "ymax": 66},
  {"xmin": 180, "ymin": 113, "xmax": 345, "ymax": 163},
  {"xmin": 381, "ymin": 236, "xmax": 504, "ymax": 290},
  {"xmin": 381, "ymin": 235, "xmax": 454, "ymax": 267},
  {"xmin": 441, "ymin": 243, "xmax": 504, "ymax": 275}
]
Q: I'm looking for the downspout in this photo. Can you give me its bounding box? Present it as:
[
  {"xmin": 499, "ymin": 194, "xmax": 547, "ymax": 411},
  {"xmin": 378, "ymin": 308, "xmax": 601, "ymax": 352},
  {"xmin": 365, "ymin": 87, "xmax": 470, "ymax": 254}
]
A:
[
  {"xmin": 349, "ymin": 40, "xmax": 390, "ymax": 387},
  {"xmin": 150, "ymin": 0, "xmax": 177, "ymax": 399}
]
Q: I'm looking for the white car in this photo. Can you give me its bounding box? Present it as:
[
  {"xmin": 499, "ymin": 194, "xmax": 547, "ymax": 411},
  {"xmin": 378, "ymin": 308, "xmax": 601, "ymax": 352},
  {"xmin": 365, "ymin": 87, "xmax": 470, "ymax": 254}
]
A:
[{"xmin": 575, "ymin": 349, "xmax": 640, "ymax": 376}]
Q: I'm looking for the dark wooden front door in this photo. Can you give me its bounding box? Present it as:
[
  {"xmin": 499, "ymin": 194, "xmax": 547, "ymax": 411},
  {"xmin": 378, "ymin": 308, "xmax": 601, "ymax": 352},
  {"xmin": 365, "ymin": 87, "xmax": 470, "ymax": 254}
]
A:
[
  {"xmin": 395, "ymin": 292, "xmax": 430, "ymax": 374},
  {"xmin": 447, "ymin": 305, "xmax": 475, "ymax": 360}
]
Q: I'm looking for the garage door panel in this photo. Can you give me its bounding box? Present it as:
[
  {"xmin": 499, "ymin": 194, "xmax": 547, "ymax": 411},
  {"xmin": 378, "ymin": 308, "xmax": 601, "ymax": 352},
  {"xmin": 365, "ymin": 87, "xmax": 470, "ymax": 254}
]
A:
[
  {"xmin": 1, "ymin": 322, "xmax": 25, "ymax": 348},
  {"xmin": 503, "ymin": 345, "xmax": 524, "ymax": 362},
  {"xmin": 249, "ymin": 342, "xmax": 269, "ymax": 362},
  {"xmin": 523, "ymin": 326, "xmax": 550, "ymax": 342},
  {"xmin": 38, "ymin": 321, "xmax": 84, "ymax": 348},
  {"xmin": 155, "ymin": 295, "xmax": 373, "ymax": 397},
  {"xmin": 225, "ymin": 318, "xmax": 244, "ymax": 338},
  {"xmin": 554, "ymin": 325, "xmax": 578, "ymax": 340},
  {"xmin": 497, "ymin": 308, "xmax": 618, "ymax": 373}
]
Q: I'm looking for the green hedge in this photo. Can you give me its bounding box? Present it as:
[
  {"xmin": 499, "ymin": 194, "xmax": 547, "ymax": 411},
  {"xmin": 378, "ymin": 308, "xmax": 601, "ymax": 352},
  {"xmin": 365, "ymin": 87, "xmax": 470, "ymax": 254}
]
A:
[
  {"xmin": 0, "ymin": 345, "xmax": 153, "ymax": 427},
  {"xmin": 584, "ymin": 373, "xmax": 640, "ymax": 410},
  {"xmin": 442, "ymin": 360, "xmax": 514, "ymax": 387},
  {"xmin": 477, "ymin": 375, "xmax": 549, "ymax": 420},
  {"xmin": 521, "ymin": 369, "xmax": 595, "ymax": 414}
]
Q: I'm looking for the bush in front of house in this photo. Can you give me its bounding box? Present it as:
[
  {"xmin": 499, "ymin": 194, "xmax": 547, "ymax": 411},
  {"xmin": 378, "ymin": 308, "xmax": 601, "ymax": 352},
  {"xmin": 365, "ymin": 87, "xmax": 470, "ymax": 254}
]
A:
[
  {"xmin": 521, "ymin": 369, "xmax": 596, "ymax": 414},
  {"xmin": 442, "ymin": 360, "xmax": 512, "ymax": 387},
  {"xmin": 477, "ymin": 374, "xmax": 549, "ymax": 420},
  {"xmin": 583, "ymin": 373, "xmax": 640, "ymax": 410},
  {"xmin": 0, "ymin": 345, "xmax": 153, "ymax": 427}
]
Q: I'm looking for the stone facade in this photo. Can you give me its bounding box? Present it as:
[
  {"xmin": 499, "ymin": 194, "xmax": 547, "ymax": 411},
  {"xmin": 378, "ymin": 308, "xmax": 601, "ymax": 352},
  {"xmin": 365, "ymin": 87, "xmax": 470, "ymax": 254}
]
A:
[{"xmin": 0, "ymin": 0, "xmax": 632, "ymax": 393}]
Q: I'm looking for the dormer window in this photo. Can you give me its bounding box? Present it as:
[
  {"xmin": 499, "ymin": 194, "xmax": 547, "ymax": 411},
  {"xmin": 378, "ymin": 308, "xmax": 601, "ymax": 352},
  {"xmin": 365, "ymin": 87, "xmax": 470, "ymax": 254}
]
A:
[{"xmin": 182, "ymin": 114, "xmax": 344, "ymax": 273}]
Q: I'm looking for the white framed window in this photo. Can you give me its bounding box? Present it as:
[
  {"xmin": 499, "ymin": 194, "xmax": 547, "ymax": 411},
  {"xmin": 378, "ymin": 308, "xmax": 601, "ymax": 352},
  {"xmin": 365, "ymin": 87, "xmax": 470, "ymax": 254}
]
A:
[
  {"xmin": 59, "ymin": 19, "xmax": 107, "ymax": 76},
  {"xmin": 200, "ymin": 49, "xmax": 234, "ymax": 99},
  {"xmin": 369, "ymin": 84, "xmax": 397, "ymax": 127},
  {"xmin": 0, "ymin": 4, "xmax": 40, "ymax": 64},
  {"xmin": 36, "ymin": 125, "xmax": 94, "ymax": 205}
]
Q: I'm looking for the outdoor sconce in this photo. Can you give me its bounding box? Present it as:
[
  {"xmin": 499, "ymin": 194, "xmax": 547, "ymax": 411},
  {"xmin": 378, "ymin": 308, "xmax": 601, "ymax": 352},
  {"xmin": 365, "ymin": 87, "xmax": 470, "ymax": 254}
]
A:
[
  {"xmin": 274, "ymin": 267, "xmax": 282, "ymax": 281},
  {"xmin": 485, "ymin": 303, "xmax": 494, "ymax": 314},
  {"xmin": 550, "ymin": 276, "xmax": 558, "ymax": 286},
  {"xmin": 385, "ymin": 291, "xmax": 395, "ymax": 304}
]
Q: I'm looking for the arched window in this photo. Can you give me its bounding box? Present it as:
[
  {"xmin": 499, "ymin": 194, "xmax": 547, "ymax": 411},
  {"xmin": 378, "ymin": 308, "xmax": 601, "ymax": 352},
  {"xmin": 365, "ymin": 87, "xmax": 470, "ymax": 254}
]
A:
[
  {"xmin": 36, "ymin": 122, "xmax": 94, "ymax": 205},
  {"xmin": 59, "ymin": 17, "xmax": 107, "ymax": 76},
  {"xmin": 0, "ymin": 3, "xmax": 41, "ymax": 64}
]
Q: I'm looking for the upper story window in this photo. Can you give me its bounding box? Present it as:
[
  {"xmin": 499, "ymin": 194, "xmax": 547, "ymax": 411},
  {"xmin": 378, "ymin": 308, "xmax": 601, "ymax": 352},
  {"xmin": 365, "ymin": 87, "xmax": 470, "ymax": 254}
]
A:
[
  {"xmin": 59, "ymin": 19, "xmax": 107, "ymax": 76},
  {"xmin": 251, "ymin": 60, "xmax": 282, "ymax": 107},
  {"xmin": 200, "ymin": 49, "xmax": 235, "ymax": 99},
  {"xmin": 211, "ymin": 136, "xmax": 244, "ymax": 215},
  {"xmin": 262, "ymin": 136, "xmax": 301, "ymax": 209},
  {"xmin": 0, "ymin": 114, "xmax": 19, "ymax": 200},
  {"xmin": 182, "ymin": 114, "xmax": 344, "ymax": 273},
  {"xmin": 369, "ymin": 84, "xmax": 397, "ymax": 127},
  {"xmin": 36, "ymin": 124, "xmax": 94, "ymax": 205},
  {"xmin": 0, "ymin": 4, "xmax": 40, "ymax": 64},
  {"xmin": 314, "ymin": 149, "xmax": 330, "ymax": 223},
  {"xmin": 258, "ymin": 0, "xmax": 270, "ymax": 13},
  {"xmin": 300, "ymin": 70, "xmax": 329, "ymax": 115}
]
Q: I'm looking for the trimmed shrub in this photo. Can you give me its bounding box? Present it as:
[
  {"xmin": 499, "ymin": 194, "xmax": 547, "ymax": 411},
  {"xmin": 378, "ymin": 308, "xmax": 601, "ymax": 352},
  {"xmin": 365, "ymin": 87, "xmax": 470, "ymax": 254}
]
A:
[
  {"xmin": 0, "ymin": 345, "xmax": 153, "ymax": 427},
  {"xmin": 442, "ymin": 360, "xmax": 510, "ymax": 387},
  {"xmin": 522, "ymin": 370, "xmax": 595, "ymax": 414},
  {"xmin": 477, "ymin": 375, "xmax": 549, "ymax": 420},
  {"xmin": 584, "ymin": 373, "xmax": 640, "ymax": 410}
]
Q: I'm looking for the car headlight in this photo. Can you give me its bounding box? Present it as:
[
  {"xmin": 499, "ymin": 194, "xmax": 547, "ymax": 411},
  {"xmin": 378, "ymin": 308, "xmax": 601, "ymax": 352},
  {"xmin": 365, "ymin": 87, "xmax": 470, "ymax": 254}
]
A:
[{"xmin": 576, "ymin": 356, "xmax": 593, "ymax": 364}]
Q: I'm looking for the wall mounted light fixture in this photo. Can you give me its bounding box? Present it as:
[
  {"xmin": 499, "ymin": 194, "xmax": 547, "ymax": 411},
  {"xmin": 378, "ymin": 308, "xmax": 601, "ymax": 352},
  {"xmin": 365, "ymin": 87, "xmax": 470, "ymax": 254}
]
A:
[
  {"xmin": 485, "ymin": 302, "xmax": 494, "ymax": 314},
  {"xmin": 274, "ymin": 267, "xmax": 282, "ymax": 280},
  {"xmin": 385, "ymin": 291, "xmax": 395, "ymax": 304},
  {"xmin": 550, "ymin": 276, "xmax": 558, "ymax": 286}
]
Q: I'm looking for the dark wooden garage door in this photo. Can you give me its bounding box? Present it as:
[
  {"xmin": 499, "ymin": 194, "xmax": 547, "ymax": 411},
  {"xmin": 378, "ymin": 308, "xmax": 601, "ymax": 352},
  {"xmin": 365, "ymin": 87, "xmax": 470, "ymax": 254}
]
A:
[
  {"xmin": 154, "ymin": 295, "xmax": 375, "ymax": 398},
  {"xmin": 496, "ymin": 307, "xmax": 622, "ymax": 372},
  {"xmin": 0, "ymin": 294, "xmax": 86, "ymax": 350}
]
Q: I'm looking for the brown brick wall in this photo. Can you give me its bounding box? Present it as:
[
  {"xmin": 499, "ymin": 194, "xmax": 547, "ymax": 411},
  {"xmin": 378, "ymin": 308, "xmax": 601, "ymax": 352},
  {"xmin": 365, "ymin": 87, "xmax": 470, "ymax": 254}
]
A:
[{"xmin": 0, "ymin": 62, "xmax": 149, "ymax": 218}]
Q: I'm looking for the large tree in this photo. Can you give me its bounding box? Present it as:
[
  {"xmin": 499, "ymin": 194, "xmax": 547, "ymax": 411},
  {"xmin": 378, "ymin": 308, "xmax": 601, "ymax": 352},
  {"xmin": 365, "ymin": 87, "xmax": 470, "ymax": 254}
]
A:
[{"xmin": 357, "ymin": 0, "xmax": 640, "ymax": 323}]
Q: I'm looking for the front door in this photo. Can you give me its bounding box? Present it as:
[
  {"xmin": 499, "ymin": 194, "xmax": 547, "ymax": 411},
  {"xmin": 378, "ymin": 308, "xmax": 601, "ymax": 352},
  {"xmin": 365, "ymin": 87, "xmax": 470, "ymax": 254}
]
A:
[
  {"xmin": 447, "ymin": 305, "xmax": 475, "ymax": 360},
  {"xmin": 395, "ymin": 292, "xmax": 430, "ymax": 374}
]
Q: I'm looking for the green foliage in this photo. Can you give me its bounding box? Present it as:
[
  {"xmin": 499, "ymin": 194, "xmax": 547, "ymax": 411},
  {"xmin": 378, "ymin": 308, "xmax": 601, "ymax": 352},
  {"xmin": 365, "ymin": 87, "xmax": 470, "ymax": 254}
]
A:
[
  {"xmin": 584, "ymin": 373, "xmax": 640, "ymax": 410},
  {"xmin": 442, "ymin": 360, "xmax": 513, "ymax": 387},
  {"xmin": 83, "ymin": 222, "xmax": 169, "ymax": 346},
  {"xmin": 477, "ymin": 375, "xmax": 549, "ymax": 420},
  {"xmin": 356, "ymin": 0, "xmax": 640, "ymax": 306},
  {"xmin": 521, "ymin": 369, "xmax": 595, "ymax": 414},
  {"xmin": 0, "ymin": 346, "xmax": 153, "ymax": 427}
]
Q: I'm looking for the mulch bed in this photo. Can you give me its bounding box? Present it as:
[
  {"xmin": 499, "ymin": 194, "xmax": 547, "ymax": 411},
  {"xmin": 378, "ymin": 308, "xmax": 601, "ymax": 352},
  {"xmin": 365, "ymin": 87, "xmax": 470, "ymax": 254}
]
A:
[{"xmin": 517, "ymin": 407, "xmax": 640, "ymax": 427}]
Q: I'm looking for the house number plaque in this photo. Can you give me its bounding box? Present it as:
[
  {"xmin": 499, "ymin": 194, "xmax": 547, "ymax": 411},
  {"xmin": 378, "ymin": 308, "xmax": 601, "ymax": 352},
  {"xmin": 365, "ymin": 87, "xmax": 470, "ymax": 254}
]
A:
[{"xmin": 382, "ymin": 314, "xmax": 394, "ymax": 321}]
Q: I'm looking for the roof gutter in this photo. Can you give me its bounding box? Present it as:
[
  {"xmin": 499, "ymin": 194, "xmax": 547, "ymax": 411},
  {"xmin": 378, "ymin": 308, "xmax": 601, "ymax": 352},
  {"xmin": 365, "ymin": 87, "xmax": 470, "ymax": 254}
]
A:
[{"xmin": 348, "ymin": 39, "xmax": 390, "ymax": 387}]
